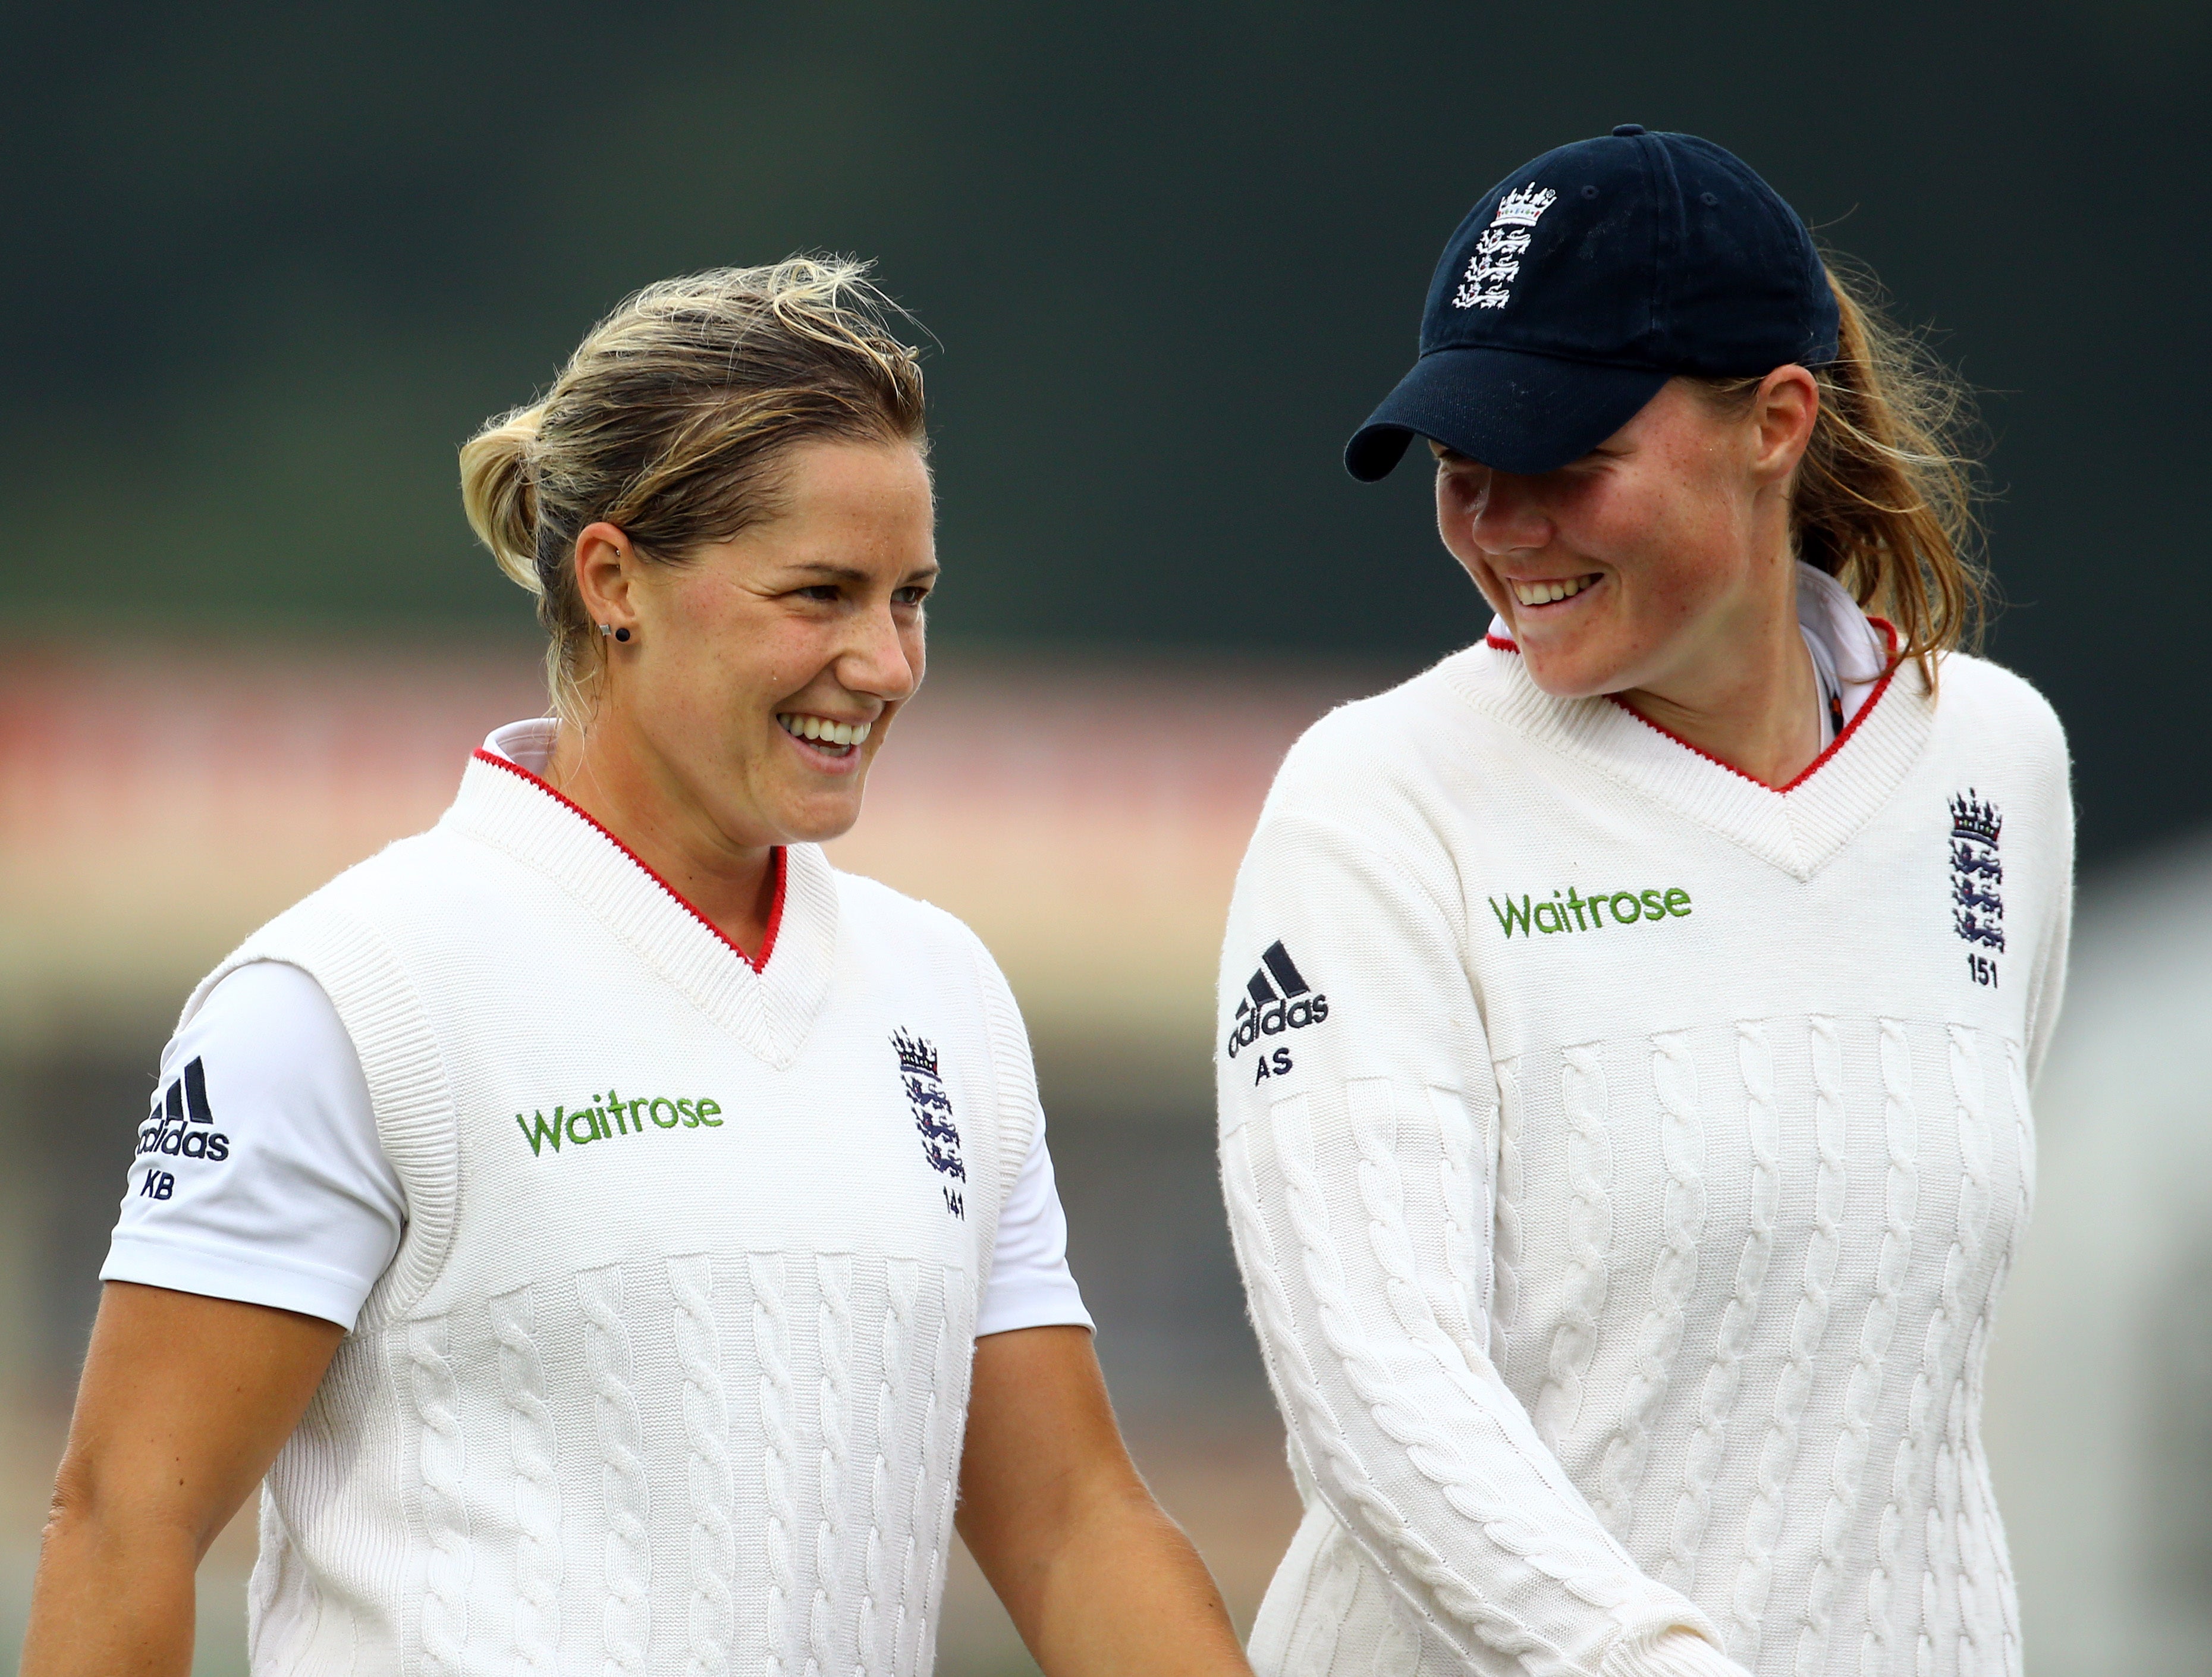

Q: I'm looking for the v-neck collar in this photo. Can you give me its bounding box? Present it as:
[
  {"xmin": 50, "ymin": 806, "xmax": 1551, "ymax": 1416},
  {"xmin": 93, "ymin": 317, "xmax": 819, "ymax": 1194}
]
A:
[
  {"xmin": 1444, "ymin": 629, "xmax": 1935, "ymax": 881},
  {"xmin": 440, "ymin": 723, "xmax": 839, "ymax": 1067}
]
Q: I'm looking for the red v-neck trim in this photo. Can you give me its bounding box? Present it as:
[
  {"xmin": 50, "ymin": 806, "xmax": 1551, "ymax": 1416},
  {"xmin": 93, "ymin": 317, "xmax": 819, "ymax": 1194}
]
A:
[
  {"xmin": 472, "ymin": 748, "xmax": 785, "ymax": 971},
  {"xmin": 1484, "ymin": 618, "xmax": 1902, "ymax": 794}
]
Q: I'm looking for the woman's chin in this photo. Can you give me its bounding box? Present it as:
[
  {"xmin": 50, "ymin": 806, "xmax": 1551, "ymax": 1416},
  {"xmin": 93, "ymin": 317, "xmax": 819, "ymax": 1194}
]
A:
[
  {"xmin": 758, "ymin": 784, "xmax": 870, "ymax": 848},
  {"xmin": 1518, "ymin": 644, "xmax": 1631, "ymax": 701}
]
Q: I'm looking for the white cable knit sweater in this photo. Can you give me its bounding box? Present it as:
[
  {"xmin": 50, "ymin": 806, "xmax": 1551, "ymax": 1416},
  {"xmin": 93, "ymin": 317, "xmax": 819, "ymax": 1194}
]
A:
[
  {"xmin": 191, "ymin": 742, "xmax": 1041, "ymax": 1675},
  {"xmin": 1216, "ymin": 634, "xmax": 2070, "ymax": 1677}
]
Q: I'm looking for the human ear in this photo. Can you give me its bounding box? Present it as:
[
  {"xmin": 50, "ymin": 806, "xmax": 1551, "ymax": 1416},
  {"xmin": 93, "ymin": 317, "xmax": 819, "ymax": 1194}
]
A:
[
  {"xmin": 573, "ymin": 521, "xmax": 639, "ymax": 636},
  {"xmin": 1751, "ymin": 365, "xmax": 1820, "ymax": 483}
]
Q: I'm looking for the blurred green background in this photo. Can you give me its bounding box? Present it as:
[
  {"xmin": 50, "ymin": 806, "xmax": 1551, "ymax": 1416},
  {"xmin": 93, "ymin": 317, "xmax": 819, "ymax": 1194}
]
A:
[
  {"xmin": 4, "ymin": 4, "xmax": 2208, "ymax": 1673},
  {"xmin": 5, "ymin": 0, "xmax": 2205, "ymax": 862}
]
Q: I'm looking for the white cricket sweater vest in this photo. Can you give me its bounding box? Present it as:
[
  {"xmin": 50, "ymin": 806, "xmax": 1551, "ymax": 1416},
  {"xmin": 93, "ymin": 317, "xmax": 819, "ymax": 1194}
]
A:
[
  {"xmin": 191, "ymin": 746, "xmax": 1036, "ymax": 1675},
  {"xmin": 1216, "ymin": 637, "xmax": 2072, "ymax": 1677}
]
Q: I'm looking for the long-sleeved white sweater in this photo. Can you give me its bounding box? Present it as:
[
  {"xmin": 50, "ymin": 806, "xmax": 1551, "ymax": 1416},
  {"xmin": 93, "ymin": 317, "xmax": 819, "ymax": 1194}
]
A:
[{"xmin": 1216, "ymin": 629, "xmax": 2070, "ymax": 1677}]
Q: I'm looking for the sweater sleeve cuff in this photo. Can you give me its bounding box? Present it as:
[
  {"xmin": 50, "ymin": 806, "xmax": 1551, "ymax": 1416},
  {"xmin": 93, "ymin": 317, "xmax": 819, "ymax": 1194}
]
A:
[{"xmin": 1599, "ymin": 1628, "xmax": 1751, "ymax": 1677}]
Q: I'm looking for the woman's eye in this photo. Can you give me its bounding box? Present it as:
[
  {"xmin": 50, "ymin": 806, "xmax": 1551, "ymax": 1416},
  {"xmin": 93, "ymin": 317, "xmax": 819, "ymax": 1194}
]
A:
[
  {"xmin": 797, "ymin": 585, "xmax": 840, "ymax": 602},
  {"xmin": 894, "ymin": 586, "xmax": 931, "ymax": 607}
]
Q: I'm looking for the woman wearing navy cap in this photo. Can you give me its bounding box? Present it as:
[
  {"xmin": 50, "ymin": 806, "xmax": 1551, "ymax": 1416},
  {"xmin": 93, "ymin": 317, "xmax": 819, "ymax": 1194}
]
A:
[{"xmin": 1218, "ymin": 128, "xmax": 2069, "ymax": 1677}]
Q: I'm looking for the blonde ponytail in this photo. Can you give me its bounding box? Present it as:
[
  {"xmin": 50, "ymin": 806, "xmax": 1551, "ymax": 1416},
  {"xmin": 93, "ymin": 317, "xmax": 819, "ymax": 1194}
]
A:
[{"xmin": 458, "ymin": 405, "xmax": 546, "ymax": 594}]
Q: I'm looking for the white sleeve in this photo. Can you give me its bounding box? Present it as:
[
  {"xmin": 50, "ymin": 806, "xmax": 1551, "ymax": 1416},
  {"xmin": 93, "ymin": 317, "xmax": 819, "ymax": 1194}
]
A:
[
  {"xmin": 976, "ymin": 1116, "xmax": 1092, "ymax": 1337},
  {"xmin": 1218, "ymin": 810, "xmax": 1742, "ymax": 1677},
  {"xmin": 102, "ymin": 960, "xmax": 405, "ymax": 1330}
]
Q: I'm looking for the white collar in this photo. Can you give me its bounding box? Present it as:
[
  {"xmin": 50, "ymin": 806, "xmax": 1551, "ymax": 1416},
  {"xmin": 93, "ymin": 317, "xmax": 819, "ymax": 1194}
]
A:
[
  {"xmin": 1795, "ymin": 560, "xmax": 1887, "ymax": 740},
  {"xmin": 483, "ymin": 717, "xmax": 558, "ymax": 774}
]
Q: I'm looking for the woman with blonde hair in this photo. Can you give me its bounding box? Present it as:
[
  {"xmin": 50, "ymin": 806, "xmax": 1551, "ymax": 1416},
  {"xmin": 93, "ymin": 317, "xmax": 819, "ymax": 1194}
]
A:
[
  {"xmin": 27, "ymin": 259, "xmax": 1252, "ymax": 1677},
  {"xmin": 1218, "ymin": 129, "xmax": 2069, "ymax": 1677}
]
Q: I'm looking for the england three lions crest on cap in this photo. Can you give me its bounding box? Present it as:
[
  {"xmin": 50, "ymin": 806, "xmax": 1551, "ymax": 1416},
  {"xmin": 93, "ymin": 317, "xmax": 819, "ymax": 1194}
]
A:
[{"xmin": 1453, "ymin": 184, "xmax": 1557, "ymax": 312}]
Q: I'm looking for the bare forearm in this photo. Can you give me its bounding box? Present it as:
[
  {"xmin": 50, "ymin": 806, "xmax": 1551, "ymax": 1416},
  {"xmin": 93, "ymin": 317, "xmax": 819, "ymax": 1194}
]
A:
[
  {"xmin": 1011, "ymin": 1486, "xmax": 1250, "ymax": 1677},
  {"xmin": 22, "ymin": 1511, "xmax": 198, "ymax": 1677},
  {"xmin": 23, "ymin": 1286, "xmax": 342, "ymax": 1675}
]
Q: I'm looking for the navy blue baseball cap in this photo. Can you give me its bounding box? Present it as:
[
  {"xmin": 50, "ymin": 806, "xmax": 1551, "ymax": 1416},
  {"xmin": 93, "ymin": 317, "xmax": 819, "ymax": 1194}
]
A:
[{"xmin": 1346, "ymin": 125, "xmax": 1840, "ymax": 481}]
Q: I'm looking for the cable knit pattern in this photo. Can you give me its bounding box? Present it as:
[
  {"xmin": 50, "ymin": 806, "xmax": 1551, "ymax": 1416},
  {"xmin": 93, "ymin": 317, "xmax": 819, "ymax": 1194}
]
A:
[
  {"xmin": 752, "ymin": 1253, "xmax": 802, "ymax": 1677},
  {"xmin": 865, "ymin": 1258, "xmax": 920, "ymax": 1677},
  {"xmin": 1537, "ymin": 1044, "xmax": 1615, "ymax": 1453},
  {"xmin": 1337, "ymin": 1081, "xmax": 1633, "ymax": 1616},
  {"xmin": 491, "ymin": 1285, "xmax": 565, "ymax": 1674},
  {"xmin": 246, "ymin": 1490, "xmax": 318, "ymax": 1669},
  {"xmin": 1230, "ymin": 1086, "xmax": 1661, "ymax": 1677},
  {"xmin": 1943, "ymin": 1351, "xmax": 1985, "ymax": 1677},
  {"xmin": 1793, "ymin": 1022, "xmax": 1918, "ymax": 1677},
  {"xmin": 1229, "ymin": 1126, "xmax": 1555, "ymax": 1675},
  {"xmin": 665, "ymin": 1257, "xmax": 736, "ymax": 1677},
  {"xmin": 1954, "ymin": 1314, "xmax": 2013, "ymax": 1677},
  {"xmin": 809, "ymin": 1254, "xmax": 856, "ymax": 1677},
  {"xmin": 907, "ymin": 1265, "xmax": 976, "ymax": 1677},
  {"xmin": 1859, "ymin": 1026, "xmax": 2010, "ymax": 1677},
  {"xmin": 1594, "ymin": 1033, "xmax": 1709, "ymax": 1535},
  {"xmin": 1663, "ymin": 1022, "xmax": 1780, "ymax": 1594},
  {"xmin": 407, "ymin": 1316, "xmax": 472, "ymax": 1676},
  {"xmin": 1727, "ymin": 1017, "xmax": 1847, "ymax": 1663},
  {"xmin": 580, "ymin": 1265, "xmax": 654, "ymax": 1672},
  {"xmin": 1294, "ymin": 1528, "xmax": 1365, "ymax": 1676},
  {"xmin": 1220, "ymin": 639, "xmax": 2069, "ymax": 1677},
  {"xmin": 1434, "ymin": 1083, "xmax": 1493, "ymax": 1363},
  {"xmin": 1924, "ymin": 1030, "xmax": 1995, "ymax": 1677},
  {"xmin": 896, "ymin": 1373, "xmax": 938, "ymax": 1677},
  {"xmin": 1493, "ymin": 1059, "xmax": 1526, "ymax": 1359}
]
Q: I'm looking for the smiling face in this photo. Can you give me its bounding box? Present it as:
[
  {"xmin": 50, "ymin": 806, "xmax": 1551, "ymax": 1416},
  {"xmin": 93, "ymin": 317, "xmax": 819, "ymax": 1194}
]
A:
[
  {"xmin": 577, "ymin": 437, "xmax": 937, "ymax": 856},
  {"xmin": 1432, "ymin": 371, "xmax": 1816, "ymax": 708}
]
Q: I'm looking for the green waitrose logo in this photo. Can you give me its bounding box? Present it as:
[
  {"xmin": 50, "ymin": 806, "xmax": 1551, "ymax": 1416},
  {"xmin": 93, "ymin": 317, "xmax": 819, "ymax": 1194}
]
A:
[
  {"xmin": 516, "ymin": 1087, "xmax": 724, "ymax": 1157},
  {"xmin": 1490, "ymin": 885, "xmax": 1693, "ymax": 938}
]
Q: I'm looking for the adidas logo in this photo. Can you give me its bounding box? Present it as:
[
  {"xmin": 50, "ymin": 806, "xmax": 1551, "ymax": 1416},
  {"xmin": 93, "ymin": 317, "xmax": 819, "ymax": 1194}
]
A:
[
  {"xmin": 134, "ymin": 1056, "xmax": 231, "ymax": 1164},
  {"xmin": 1224, "ymin": 941, "xmax": 1330, "ymax": 1060}
]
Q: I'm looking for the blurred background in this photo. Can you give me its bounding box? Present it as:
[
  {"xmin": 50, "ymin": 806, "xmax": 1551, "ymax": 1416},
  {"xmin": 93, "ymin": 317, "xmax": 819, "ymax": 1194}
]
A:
[{"xmin": 1, "ymin": 3, "xmax": 2206, "ymax": 1672}]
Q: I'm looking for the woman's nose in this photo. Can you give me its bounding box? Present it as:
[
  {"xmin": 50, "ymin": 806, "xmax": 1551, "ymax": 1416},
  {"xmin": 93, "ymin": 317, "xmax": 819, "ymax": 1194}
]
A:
[
  {"xmin": 843, "ymin": 607, "xmax": 921, "ymax": 702},
  {"xmin": 1471, "ymin": 472, "xmax": 1554, "ymax": 555}
]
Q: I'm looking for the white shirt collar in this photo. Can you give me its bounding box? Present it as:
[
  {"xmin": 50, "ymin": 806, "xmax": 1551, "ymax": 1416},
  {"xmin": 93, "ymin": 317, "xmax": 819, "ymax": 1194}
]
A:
[
  {"xmin": 482, "ymin": 718, "xmax": 558, "ymax": 775},
  {"xmin": 1795, "ymin": 560, "xmax": 1887, "ymax": 742}
]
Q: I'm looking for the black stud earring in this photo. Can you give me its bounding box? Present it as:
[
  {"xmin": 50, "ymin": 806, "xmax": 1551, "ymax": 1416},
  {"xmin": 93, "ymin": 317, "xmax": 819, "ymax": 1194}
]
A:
[{"xmin": 614, "ymin": 627, "xmax": 631, "ymax": 643}]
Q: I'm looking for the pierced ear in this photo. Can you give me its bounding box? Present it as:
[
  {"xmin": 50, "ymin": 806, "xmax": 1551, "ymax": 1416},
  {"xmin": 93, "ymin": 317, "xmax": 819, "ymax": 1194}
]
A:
[{"xmin": 573, "ymin": 521, "xmax": 636, "ymax": 627}]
